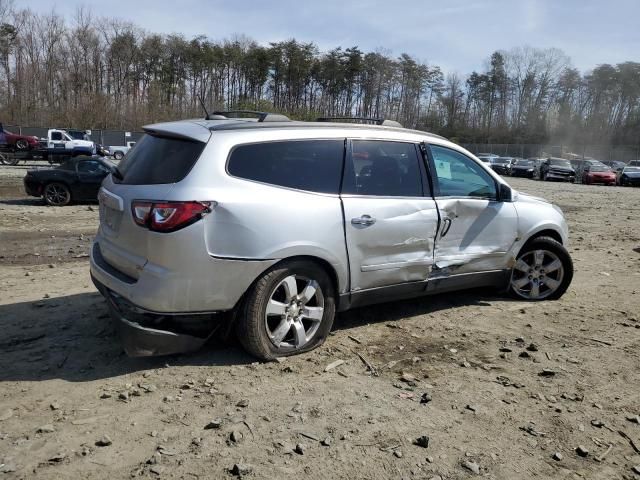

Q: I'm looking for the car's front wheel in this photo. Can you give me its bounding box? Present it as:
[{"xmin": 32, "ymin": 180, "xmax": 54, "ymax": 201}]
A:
[
  {"xmin": 43, "ymin": 182, "xmax": 71, "ymax": 206},
  {"xmin": 15, "ymin": 139, "xmax": 28, "ymax": 150},
  {"xmin": 510, "ymin": 237, "xmax": 573, "ymax": 301},
  {"xmin": 113, "ymin": 151, "xmax": 124, "ymax": 160},
  {"xmin": 237, "ymin": 260, "xmax": 336, "ymax": 360}
]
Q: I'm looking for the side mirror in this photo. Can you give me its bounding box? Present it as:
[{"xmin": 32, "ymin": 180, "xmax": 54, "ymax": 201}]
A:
[{"xmin": 498, "ymin": 184, "xmax": 513, "ymax": 202}]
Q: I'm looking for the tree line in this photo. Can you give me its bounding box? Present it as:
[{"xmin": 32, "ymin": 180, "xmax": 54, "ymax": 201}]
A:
[{"xmin": 1, "ymin": 2, "xmax": 639, "ymax": 145}]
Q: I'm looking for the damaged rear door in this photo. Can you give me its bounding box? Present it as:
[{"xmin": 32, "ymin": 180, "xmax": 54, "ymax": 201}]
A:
[
  {"xmin": 341, "ymin": 140, "xmax": 439, "ymax": 291},
  {"xmin": 425, "ymin": 144, "xmax": 518, "ymax": 274}
]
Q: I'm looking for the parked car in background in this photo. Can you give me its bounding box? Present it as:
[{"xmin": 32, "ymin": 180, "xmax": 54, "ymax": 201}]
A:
[
  {"xmin": 90, "ymin": 113, "xmax": 574, "ymax": 360},
  {"xmin": 601, "ymin": 160, "xmax": 627, "ymax": 173},
  {"xmin": 617, "ymin": 165, "xmax": 640, "ymax": 186},
  {"xmin": 23, "ymin": 156, "xmax": 114, "ymax": 206},
  {"xmin": 477, "ymin": 153, "xmax": 499, "ymax": 164},
  {"xmin": 0, "ymin": 123, "xmax": 40, "ymax": 151},
  {"xmin": 108, "ymin": 141, "xmax": 137, "ymax": 160},
  {"xmin": 628, "ymin": 160, "xmax": 640, "ymax": 167},
  {"xmin": 490, "ymin": 157, "xmax": 512, "ymax": 175},
  {"xmin": 510, "ymin": 159, "xmax": 536, "ymax": 178},
  {"xmin": 538, "ymin": 158, "xmax": 576, "ymax": 182},
  {"xmin": 582, "ymin": 164, "xmax": 616, "ymax": 185}
]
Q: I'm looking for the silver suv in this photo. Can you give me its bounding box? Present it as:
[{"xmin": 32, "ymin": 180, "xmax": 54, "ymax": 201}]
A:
[{"xmin": 90, "ymin": 113, "xmax": 573, "ymax": 360}]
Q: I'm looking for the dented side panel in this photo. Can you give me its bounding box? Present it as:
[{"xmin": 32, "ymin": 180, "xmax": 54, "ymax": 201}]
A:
[
  {"xmin": 342, "ymin": 197, "xmax": 439, "ymax": 290},
  {"xmin": 433, "ymin": 198, "xmax": 518, "ymax": 274}
]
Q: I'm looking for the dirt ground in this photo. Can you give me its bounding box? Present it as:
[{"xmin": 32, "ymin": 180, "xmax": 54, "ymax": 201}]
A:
[{"xmin": 1, "ymin": 162, "xmax": 639, "ymax": 480}]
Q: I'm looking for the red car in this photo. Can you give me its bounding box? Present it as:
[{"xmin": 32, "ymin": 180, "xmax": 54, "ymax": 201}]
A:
[
  {"xmin": 582, "ymin": 164, "xmax": 616, "ymax": 185},
  {"xmin": 0, "ymin": 123, "xmax": 40, "ymax": 150}
]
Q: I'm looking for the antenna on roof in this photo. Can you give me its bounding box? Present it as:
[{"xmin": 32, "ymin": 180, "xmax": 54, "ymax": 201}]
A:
[{"xmin": 198, "ymin": 95, "xmax": 211, "ymax": 120}]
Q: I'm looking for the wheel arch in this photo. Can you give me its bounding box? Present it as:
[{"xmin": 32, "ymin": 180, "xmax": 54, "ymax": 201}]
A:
[
  {"xmin": 523, "ymin": 228, "xmax": 563, "ymax": 246},
  {"xmin": 43, "ymin": 180, "xmax": 73, "ymax": 203}
]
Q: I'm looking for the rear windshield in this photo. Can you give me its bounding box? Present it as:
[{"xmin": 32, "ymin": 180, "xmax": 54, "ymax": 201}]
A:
[
  {"xmin": 549, "ymin": 159, "xmax": 571, "ymax": 167},
  {"xmin": 114, "ymin": 134, "xmax": 205, "ymax": 185}
]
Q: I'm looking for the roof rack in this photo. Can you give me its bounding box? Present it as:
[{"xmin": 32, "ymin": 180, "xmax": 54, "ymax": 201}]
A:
[
  {"xmin": 212, "ymin": 110, "xmax": 291, "ymax": 123},
  {"xmin": 316, "ymin": 116, "xmax": 403, "ymax": 128}
]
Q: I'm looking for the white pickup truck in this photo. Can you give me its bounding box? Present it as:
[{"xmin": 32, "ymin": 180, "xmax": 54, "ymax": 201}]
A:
[
  {"xmin": 108, "ymin": 141, "xmax": 136, "ymax": 160},
  {"xmin": 46, "ymin": 129, "xmax": 96, "ymax": 156}
]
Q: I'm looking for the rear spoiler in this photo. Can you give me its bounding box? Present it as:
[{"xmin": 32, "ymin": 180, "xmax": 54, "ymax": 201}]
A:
[{"xmin": 142, "ymin": 121, "xmax": 212, "ymax": 143}]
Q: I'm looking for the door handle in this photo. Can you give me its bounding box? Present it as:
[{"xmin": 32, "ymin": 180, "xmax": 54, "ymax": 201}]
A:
[
  {"xmin": 440, "ymin": 218, "xmax": 452, "ymax": 237},
  {"xmin": 351, "ymin": 215, "xmax": 376, "ymax": 226}
]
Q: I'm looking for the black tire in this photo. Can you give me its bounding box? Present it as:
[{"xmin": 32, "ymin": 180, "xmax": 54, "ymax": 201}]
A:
[
  {"xmin": 114, "ymin": 151, "xmax": 124, "ymax": 160},
  {"xmin": 15, "ymin": 139, "xmax": 28, "ymax": 150},
  {"xmin": 236, "ymin": 260, "xmax": 336, "ymax": 360},
  {"xmin": 43, "ymin": 182, "xmax": 72, "ymax": 206},
  {"xmin": 510, "ymin": 236, "xmax": 573, "ymax": 301}
]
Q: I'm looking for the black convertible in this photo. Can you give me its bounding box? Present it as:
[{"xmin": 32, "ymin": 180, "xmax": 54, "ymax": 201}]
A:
[{"xmin": 23, "ymin": 156, "xmax": 115, "ymax": 206}]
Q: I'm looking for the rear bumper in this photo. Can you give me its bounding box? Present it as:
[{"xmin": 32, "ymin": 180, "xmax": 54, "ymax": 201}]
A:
[
  {"xmin": 546, "ymin": 173, "xmax": 575, "ymax": 182},
  {"xmin": 90, "ymin": 236, "xmax": 276, "ymax": 313},
  {"xmin": 92, "ymin": 275, "xmax": 219, "ymax": 356}
]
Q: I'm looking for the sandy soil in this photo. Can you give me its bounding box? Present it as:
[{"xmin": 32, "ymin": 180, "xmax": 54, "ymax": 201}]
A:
[{"xmin": 1, "ymin": 162, "xmax": 639, "ymax": 479}]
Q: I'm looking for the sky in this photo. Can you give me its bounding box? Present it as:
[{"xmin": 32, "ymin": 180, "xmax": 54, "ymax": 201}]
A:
[{"xmin": 15, "ymin": 0, "xmax": 640, "ymax": 74}]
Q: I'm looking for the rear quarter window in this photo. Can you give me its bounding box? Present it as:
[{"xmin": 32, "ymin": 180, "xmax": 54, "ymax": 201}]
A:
[
  {"xmin": 115, "ymin": 134, "xmax": 205, "ymax": 185},
  {"xmin": 227, "ymin": 140, "xmax": 344, "ymax": 194}
]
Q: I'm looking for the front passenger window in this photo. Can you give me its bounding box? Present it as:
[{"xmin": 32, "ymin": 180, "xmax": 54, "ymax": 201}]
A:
[{"xmin": 429, "ymin": 145, "xmax": 497, "ymax": 199}]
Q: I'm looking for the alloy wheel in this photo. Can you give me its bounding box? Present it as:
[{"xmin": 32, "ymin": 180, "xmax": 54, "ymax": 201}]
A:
[
  {"xmin": 510, "ymin": 249, "xmax": 565, "ymax": 300},
  {"xmin": 264, "ymin": 275, "xmax": 324, "ymax": 350},
  {"xmin": 44, "ymin": 183, "xmax": 70, "ymax": 206}
]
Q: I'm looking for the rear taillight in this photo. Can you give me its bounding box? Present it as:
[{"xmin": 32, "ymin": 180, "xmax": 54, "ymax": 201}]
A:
[{"xmin": 131, "ymin": 201, "xmax": 213, "ymax": 232}]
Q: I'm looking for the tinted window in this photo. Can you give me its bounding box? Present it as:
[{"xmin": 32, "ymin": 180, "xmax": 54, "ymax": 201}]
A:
[
  {"xmin": 51, "ymin": 132, "xmax": 63, "ymax": 141},
  {"xmin": 228, "ymin": 140, "xmax": 344, "ymax": 194},
  {"xmin": 342, "ymin": 140, "xmax": 424, "ymax": 197},
  {"xmin": 430, "ymin": 145, "xmax": 497, "ymax": 199},
  {"xmin": 77, "ymin": 160, "xmax": 103, "ymax": 173},
  {"xmin": 115, "ymin": 134, "xmax": 205, "ymax": 185}
]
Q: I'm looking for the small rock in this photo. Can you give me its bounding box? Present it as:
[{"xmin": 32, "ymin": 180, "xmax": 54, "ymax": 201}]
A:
[
  {"xmin": 515, "ymin": 336, "xmax": 525, "ymax": 343},
  {"xmin": 626, "ymin": 415, "xmax": 640, "ymax": 424},
  {"xmin": 426, "ymin": 456, "xmax": 434, "ymax": 463},
  {"xmin": 294, "ymin": 443, "xmax": 305, "ymax": 455},
  {"xmin": 163, "ymin": 395, "xmax": 174, "ymax": 402},
  {"xmin": 236, "ymin": 399, "xmax": 249, "ymax": 408},
  {"xmin": 324, "ymin": 359, "xmax": 345, "ymax": 372},
  {"xmin": 49, "ymin": 401, "xmax": 61, "ymax": 411},
  {"xmin": 461, "ymin": 460, "xmax": 480, "ymax": 474},
  {"xmin": 539, "ymin": 369, "xmax": 556, "ymax": 377},
  {"xmin": 204, "ymin": 418, "xmax": 223, "ymax": 430},
  {"xmin": 552, "ymin": 452, "xmax": 563, "ymax": 461},
  {"xmin": 95, "ymin": 435, "xmax": 112, "ymax": 447},
  {"xmin": 118, "ymin": 392, "xmax": 129, "ymax": 401},
  {"xmin": 230, "ymin": 463, "xmax": 253, "ymax": 476},
  {"xmin": 591, "ymin": 419, "xmax": 604, "ymax": 428},
  {"xmin": 460, "ymin": 361, "xmax": 472, "ymax": 368},
  {"xmin": 0, "ymin": 463, "xmax": 17, "ymax": 473},
  {"xmin": 37, "ymin": 424, "xmax": 55, "ymax": 433},
  {"xmin": 99, "ymin": 392, "xmax": 112, "ymax": 399},
  {"xmin": 527, "ymin": 343, "xmax": 539, "ymax": 352},
  {"xmin": 48, "ymin": 453, "xmax": 67, "ymax": 463},
  {"xmin": 576, "ymin": 445, "xmax": 589, "ymax": 457},
  {"xmin": 146, "ymin": 452, "xmax": 162, "ymax": 465},
  {"xmin": 632, "ymin": 465, "xmax": 640, "ymax": 475},
  {"xmin": 393, "ymin": 449, "xmax": 403, "ymax": 458},
  {"xmin": 229, "ymin": 430, "xmax": 243, "ymax": 443},
  {"xmin": 465, "ymin": 404, "xmax": 478, "ymax": 413},
  {"xmin": 321, "ymin": 436, "xmax": 332, "ymax": 446},
  {"xmin": 499, "ymin": 347, "xmax": 512, "ymax": 353},
  {"xmin": 413, "ymin": 435, "xmax": 430, "ymax": 448},
  {"xmin": 519, "ymin": 351, "xmax": 531, "ymax": 359},
  {"xmin": 420, "ymin": 392, "xmax": 432, "ymax": 404},
  {"xmin": 25, "ymin": 271, "xmax": 32, "ymax": 277},
  {"xmin": 149, "ymin": 465, "xmax": 164, "ymax": 475}
]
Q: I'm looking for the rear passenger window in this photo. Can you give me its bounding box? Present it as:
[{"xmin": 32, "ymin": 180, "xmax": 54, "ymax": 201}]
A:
[
  {"xmin": 228, "ymin": 140, "xmax": 344, "ymax": 194},
  {"xmin": 342, "ymin": 140, "xmax": 424, "ymax": 197},
  {"xmin": 115, "ymin": 134, "xmax": 205, "ymax": 185}
]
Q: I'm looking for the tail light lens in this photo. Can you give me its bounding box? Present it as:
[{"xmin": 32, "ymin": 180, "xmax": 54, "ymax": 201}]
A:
[{"xmin": 131, "ymin": 201, "xmax": 213, "ymax": 232}]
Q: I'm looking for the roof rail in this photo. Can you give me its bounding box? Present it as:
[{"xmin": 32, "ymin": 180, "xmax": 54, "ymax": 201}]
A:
[
  {"xmin": 212, "ymin": 110, "xmax": 291, "ymax": 123},
  {"xmin": 316, "ymin": 116, "xmax": 403, "ymax": 128}
]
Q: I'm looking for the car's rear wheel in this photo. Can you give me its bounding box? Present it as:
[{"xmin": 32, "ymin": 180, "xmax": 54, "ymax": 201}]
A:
[
  {"xmin": 510, "ymin": 237, "xmax": 573, "ymax": 301},
  {"xmin": 113, "ymin": 151, "xmax": 124, "ymax": 160},
  {"xmin": 15, "ymin": 139, "xmax": 28, "ymax": 150},
  {"xmin": 44, "ymin": 182, "xmax": 71, "ymax": 206},
  {"xmin": 237, "ymin": 260, "xmax": 336, "ymax": 360}
]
